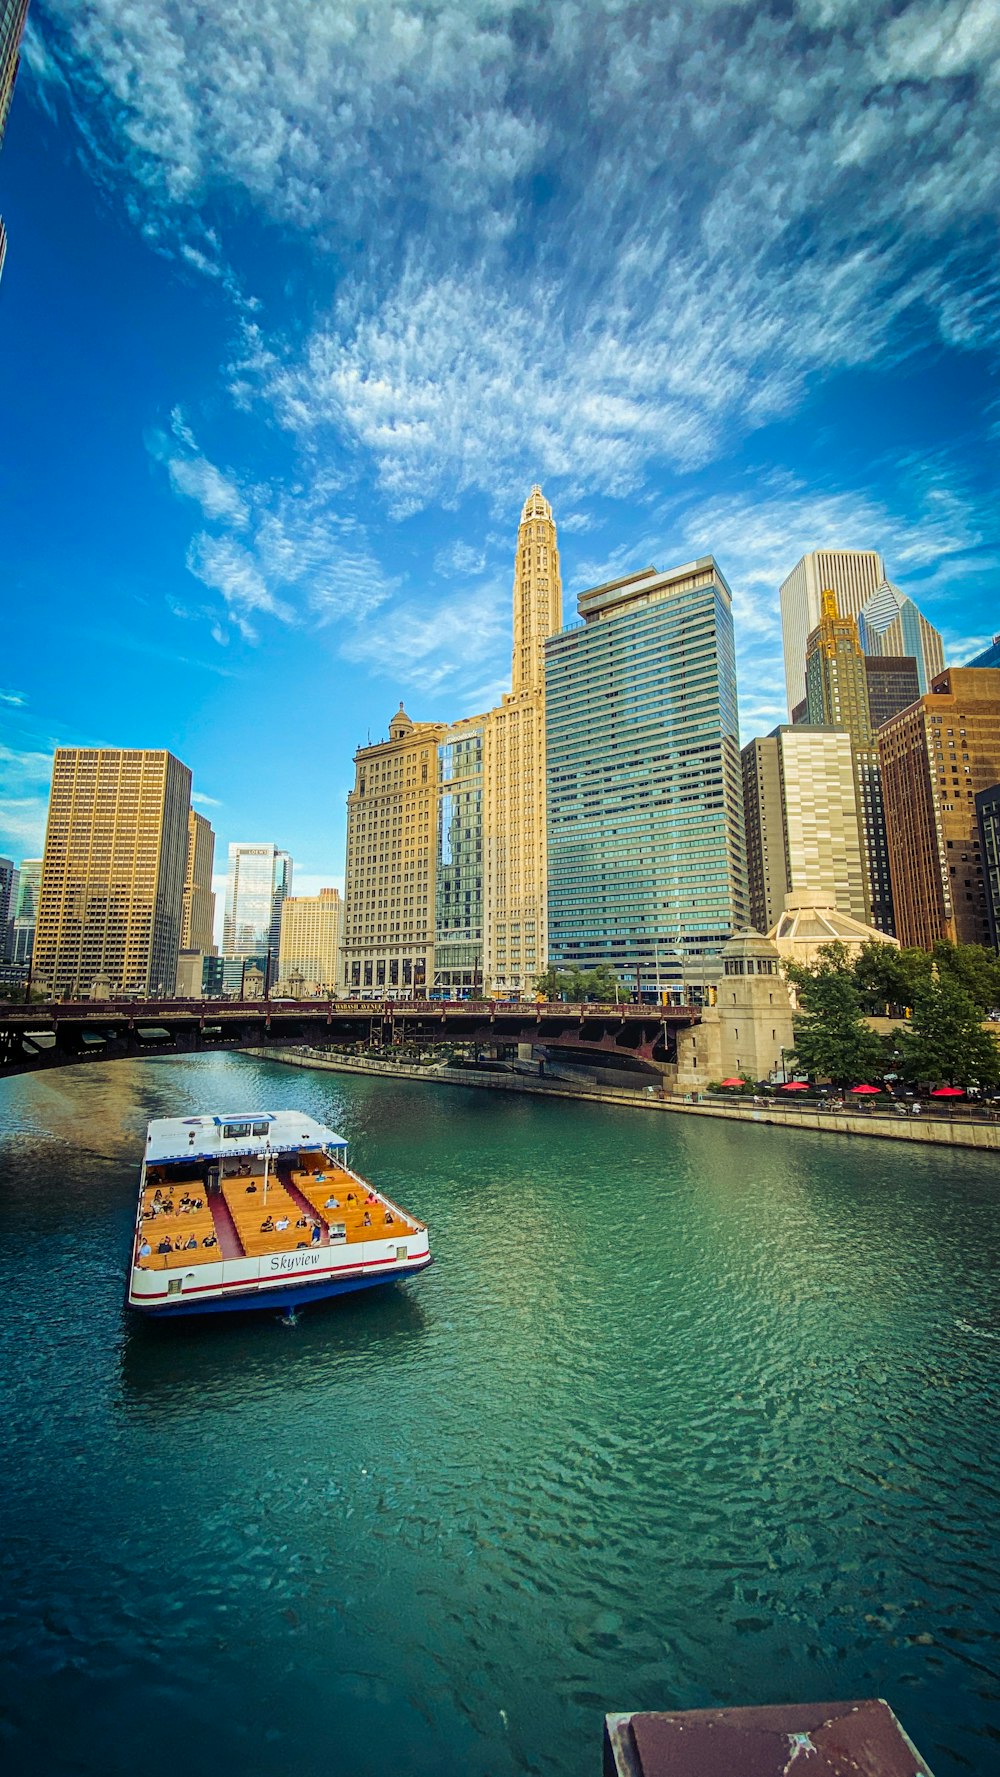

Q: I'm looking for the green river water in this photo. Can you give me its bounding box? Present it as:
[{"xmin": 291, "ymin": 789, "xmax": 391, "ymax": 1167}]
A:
[{"xmin": 1, "ymin": 1051, "xmax": 998, "ymax": 1776}]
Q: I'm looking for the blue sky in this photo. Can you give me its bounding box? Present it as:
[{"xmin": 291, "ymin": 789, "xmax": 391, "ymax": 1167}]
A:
[{"xmin": 1, "ymin": 1, "xmax": 998, "ymax": 923}]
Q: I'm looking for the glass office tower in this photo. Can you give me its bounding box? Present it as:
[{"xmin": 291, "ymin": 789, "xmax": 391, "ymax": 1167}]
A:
[
  {"xmin": 223, "ymin": 844, "xmax": 293, "ymax": 960},
  {"xmin": 433, "ymin": 720, "xmax": 484, "ymax": 997},
  {"xmin": 545, "ymin": 558, "xmax": 748, "ymax": 998}
]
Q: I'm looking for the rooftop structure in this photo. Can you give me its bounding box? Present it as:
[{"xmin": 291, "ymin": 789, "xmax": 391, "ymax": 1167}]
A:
[{"xmin": 767, "ymin": 891, "xmax": 899, "ymax": 969}]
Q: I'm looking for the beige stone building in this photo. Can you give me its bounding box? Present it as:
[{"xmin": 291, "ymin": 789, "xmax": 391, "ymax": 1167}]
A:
[
  {"xmin": 33, "ymin": 748, "xmax": 191, "ymax": 999},
  {"xmin": 180, "ymin": 808, "xmax": 216, "ymax": 953},
  {"xmin": 342, "ymin": 706, "xmax": 445, "ymax": 995},
  {"xmin": 278, "ymin": 888, "xmax": 343, "ymax": 994},
  {"xmin": 741, "ymin": 726, "xmax": 868, "ymax": 928},
  {"xmin": 674, "ymin": 931, "xmax": 795, "ymax": 1091},
  {"xmin": 482, "ymin": 485, "xmax": 562, "ymax": 996},
  {"xmin": 768, "ymin": 892, "xmax": 899, "ymax": 973}
]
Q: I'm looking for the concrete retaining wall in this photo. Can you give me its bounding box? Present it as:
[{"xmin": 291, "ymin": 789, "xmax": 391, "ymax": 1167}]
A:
[{"xmin": 244, "ymin": 1048, "xmax": 1000, "ymax": 1153}]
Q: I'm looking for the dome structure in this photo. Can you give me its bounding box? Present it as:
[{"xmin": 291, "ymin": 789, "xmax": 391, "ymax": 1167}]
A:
[
  {"xmin": 767, "ymin": 892, "xmax": 900, "ymax": 970},
  {"xmin": 388, "ymin": 702, "xmax": 414, "ymax": 740}
]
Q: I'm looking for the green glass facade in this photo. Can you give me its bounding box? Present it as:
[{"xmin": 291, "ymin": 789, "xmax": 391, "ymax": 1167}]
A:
[
  {"xmin": 433, "ymin": 721, "xmax": 484, "ymax": 995},
  {"xmin": 544, "ymin": 560, "xmax": 748, "ymax": 996}
]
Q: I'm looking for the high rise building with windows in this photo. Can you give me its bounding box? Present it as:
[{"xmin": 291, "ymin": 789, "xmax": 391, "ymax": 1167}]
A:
[
  {"xmin": 434, "ymin": 718, "xmax": 484, "ymax": 997},
  {"xmin": 342, "ymin": 706, "xmax": 445, "ymax": 995},
  {"xmin": 277, "ymin": 888, "xmax": 343, "ymax": 993},
  {"xmin": 879, "ymin": 668, "xmax": 1000, "ymax": 949},
  {"xmin": 966, "ymin": 635, "xmax": 1000, "ymax": 671},
  {"xmin": 0, "ymin": 0, "xmax": 30, "ymax": 283},
  {"xmin": 33, "ymin": 749, "xmax": 191, "ymax": 998},
  {"xmin": 222, "ymin": 843, "xmax": 292, "ymax": 962},
  {"xmin": 864, "ymin": 655, "xmax": 920, "ymax": 729},
  {"xmin": 976, "ymin": 785, "xmax": 1000, "ymax": 953},
  {"xmin": 180, "ymin": 809, "xmax": 216, "ymax": 954},
  {"xmin": 481, "ymin": 485, "xmax": 562, "ymax": 996},
  {"xmin": 11, "ymin": 856, "xmax": 40, "ymax": 965},
  {"xmin": 857, "ymin": 580, "xmax": 945, "ymax": 694},
  {"xmin": 0, "ymin": 854, "xmax": 16, "ymax": 960},
  {"xmin": 742, "ymin": 727, "xmax": 868, "ymax": 931},
  {"xmin": 545, "ymin": 558, "xmax": 748, "ymax": 995},
  {"xmin": 804, "ymin": 589, "xmax": 893, "ymax": 932},
  {"xmin": 780, "ymin": 549, "xmax": 885, "ymax": 717}
]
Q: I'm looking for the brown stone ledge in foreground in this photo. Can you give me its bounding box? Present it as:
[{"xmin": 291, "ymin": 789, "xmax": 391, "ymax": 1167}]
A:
[{"xmin": 603, "ymin": 1699, "xmax": 934, "ymax": 1776}]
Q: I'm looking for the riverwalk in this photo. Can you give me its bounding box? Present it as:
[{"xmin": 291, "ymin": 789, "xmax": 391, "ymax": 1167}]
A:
[{"xmin": 247, "ymin": 1047, "xmax": 1000, "ymax": 1152}]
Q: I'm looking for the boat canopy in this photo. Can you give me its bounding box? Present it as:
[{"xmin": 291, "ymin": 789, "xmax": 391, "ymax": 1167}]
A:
[{"xmin": 144, "ymin": 1110, "xmax": 348, "ymax": 1166}]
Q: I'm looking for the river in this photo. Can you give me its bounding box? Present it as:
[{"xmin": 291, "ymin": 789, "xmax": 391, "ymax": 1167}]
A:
[{"xmin": 1, "ymin": 1051, "xmax": 998, "ymax": 1776}]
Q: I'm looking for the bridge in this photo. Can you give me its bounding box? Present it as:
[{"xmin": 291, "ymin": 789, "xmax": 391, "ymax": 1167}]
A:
[{"xmin": 0, "ymin": 997, "xmax": 701, "ymax": 1081}]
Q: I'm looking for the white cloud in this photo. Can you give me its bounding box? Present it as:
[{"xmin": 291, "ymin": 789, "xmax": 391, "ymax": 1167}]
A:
[
  {"xmin": 0, "ymin": 745, "xmax": 56, "ymax": 858},
  {"xmin": 38, "ymin": 2, "xmax": 1000, "ymax": 513},
  {"xmin": 0, "ymin": 690, "xmax": 27, "ymax": 707},
  {"xmin": 191, "ymin": 791, "xmax": 222, "ymax": 807},
  {"xmin": 340, "ymin": 580, "xmax": 511, "ymax": 711}
]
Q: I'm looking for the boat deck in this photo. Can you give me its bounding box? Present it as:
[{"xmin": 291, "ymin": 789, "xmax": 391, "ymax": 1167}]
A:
[{"xmin": 135, "ymin": 1153, "xmax": 416, "ymax": 1271}]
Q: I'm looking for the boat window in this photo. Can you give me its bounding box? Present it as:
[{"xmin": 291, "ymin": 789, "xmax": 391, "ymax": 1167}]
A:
[
  {"xmin": 251, "ymin": 1121, "xmax": 270, "ymax": 1136},
  {"xmin": 222, "ymin": 1121, "xmax": 252, "ymax": 1139},
  {"xmin": 395, "ymin": 1245, "xmax": 407, "ymax": 1262},
  {"xmin": 167, "ymin": 1279, "xmax": 182, "ymax": 1295},
  {"xmin": 330, "ymin": 1222, "xmax": 347, "ymax": 1242}
]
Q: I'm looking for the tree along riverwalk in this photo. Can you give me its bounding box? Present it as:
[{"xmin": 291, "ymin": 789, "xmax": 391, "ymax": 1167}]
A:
[{"xmin": 247, "ymin": 1048, "xmax": 1000, "ymax": 1153}]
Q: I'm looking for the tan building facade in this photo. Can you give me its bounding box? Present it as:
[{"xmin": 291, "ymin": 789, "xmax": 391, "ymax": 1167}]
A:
[
  {"xmin": 878, "ymin": 667, "xmax": 1000, "ymax": 949},
  {"xmin": 674, "ymin": 932, "xmax": 795, "ymax": 1091},
  {"xmin": 34, "ymin": 748, "xmax": 192, "ymax": 999},
  {"xmin": 180, "ymin": 808, "xmax": 216, "ymax": 953},
  {"xmin": 278, "ymin": 888, "xmax": 343, "ymax": 994},
  {"xmin": 342, "ymin": 706, "xmax": 445, "ymax": 995},
  {"xmin": 741, "ymin": 727, "xmax": 867, "ymax": 929},
  {"xmin": 482, "ymin": 485, "xmax": 562, "ymax": 996}
]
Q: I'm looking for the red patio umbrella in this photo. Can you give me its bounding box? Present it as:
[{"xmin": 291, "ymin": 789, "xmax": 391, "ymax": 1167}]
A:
[
  {"xmin": 781, "ymin": 1080, "xmax": 810, "ymax": 1091},
  {"xmin": 850, "ymin": 1083, "xmax": 881, "ymax": 1095},
  {"xmin": 719, "ymin": 1077, "xmax": 745, "ymax": 1088},
  {"xmin": 930, "ymin": 1085, "xmax": 964, "ymax": 1096}
]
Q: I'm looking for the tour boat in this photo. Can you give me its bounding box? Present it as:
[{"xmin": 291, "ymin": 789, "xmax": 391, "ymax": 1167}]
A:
[{"xmin": 127, "ymin": 1110, "xmax": 431, "ymax": 1317}]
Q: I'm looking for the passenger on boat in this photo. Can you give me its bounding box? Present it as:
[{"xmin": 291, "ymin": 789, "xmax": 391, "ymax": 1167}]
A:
[
  {"xmin": 275, "ymin": 1216, "xmax": 289, "ymax": 1231},
  {"xmin": 202, "ymin": 1234, "xmax": 217, "ymax": 1248},
  {"xmin": 245, "ymin": 1183, "xmax": 258, "ymax": 1193},
  {"xmin": 184, "ymin": 1235, "xmax": 198, "ymax": 1250},
  {"xmin": 295, "ymin": 1215, "xmax": 309, "ymax": 1228},
  {"xmin": 324, "ymin": 1195, "xmax": 340, "ymax": 1209},
  {"xmin": 153, "ymin": 1188, "xmax": 162, "ymax": 1202},
  {"xmin": 384, "ymin": 1211, "xmax": 394, "ymax": 1225},
  {"xmin": 365, "ymin": 1192, "xmax": 377, "ymax": 1203},
  {"xmin": 310, "ymin": 1223, "xmax": 321, "ymax": 1244},
  {"xmin": 157, "ymin": 1237, "xmax": 172, "ymax": 1254},
  {"xmin": 260, "ymin": 1216, "xmax": 275, "ymax": 1233},
  {"xmin": 362, "ymin": 1211, "xmax": 372, "ymax": 1227},
  {"xmin": 139, "ymin": 1238, "xmax": 152, "ymax": 1257},
  {"xmin": 347, "ymin": 1192, "xmax": 356, "ymax": 1203}
]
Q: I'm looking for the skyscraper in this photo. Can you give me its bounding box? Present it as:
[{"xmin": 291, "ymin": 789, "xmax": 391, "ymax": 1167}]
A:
[
  {"xmin": 33, "ymin": 749, "xmax": 191, "ymax": 998},
  {"xmin": 277, "ymin": 888, "xmax": 343, "ymax": 993},
  {"xmin": 222, "ymin": 843, "xmax": 293, "ymax": 961},
  {"xmin": 780, "ymin": 549, "xmax": 885, "ymax": 717},
  {"xmin": 342, "ymin": 706, "xmax": 445, "ymax": 995},
  {"xmin": 856, "ymin": 580, "xmax": 945, "ymax": 694},
  {"xmin": 864, "ymin": 655, "xmax": 920, "ymax": 729},
  {"xmin": 879, "ymin": 668, "xmax": 1000, "ymax": 949},
  {"xmin": 0, "ymin": 0, "xmax": 30, "ymax": 283},
  {"xmin": 481, "ymin": 486, "xmax": 562, "ymax": 996},
  {"xmin": 545, "ymin": 558, "xmax": 748, "ymax": 995},
  {"xmin": 976, "ymin": 786, "xmax": 1000, "ymax": 953},
  {"xmin": 804, "ymin": 589, "xmax": 893, "ymax": 931},
  {"xmin": 11, "ymin": 856, "xmax": 41, "ymax": 965},
  {"xmin": 180, "ymin": 809, "xmax": 216, "ymax": 953},
  {"xmin": 0, "ymin": 854, "xmax": 17, "ymax": 960},
  {"xmin": 743, "ymin": 727, "xmax": 868, "ymax": 929},
  {"xmin": 434, "ymin": 718, "xmax": 484, "ymax": 997},
  {"xmin": 966, "ymin": 635, "xmax": 1000, "ymax": 671}
]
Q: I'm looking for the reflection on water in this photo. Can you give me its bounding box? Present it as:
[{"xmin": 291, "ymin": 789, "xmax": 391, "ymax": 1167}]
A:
[
  {"xmin": 1, "ymin": 1052, "xmax": 999, "ymax": 1777},
  {"xmin": 119, "ymin": 1286, "xmax": 429, "ymax": 1417}
]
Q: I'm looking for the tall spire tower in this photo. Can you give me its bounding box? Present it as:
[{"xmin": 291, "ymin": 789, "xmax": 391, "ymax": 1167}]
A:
[
  {"xmin": 478, "ymin": 486, "xmax": 564, "ymax": 997},
  {"xmin": 512, "ymin": 485, "xmax": 562, "ymax": 693}
]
